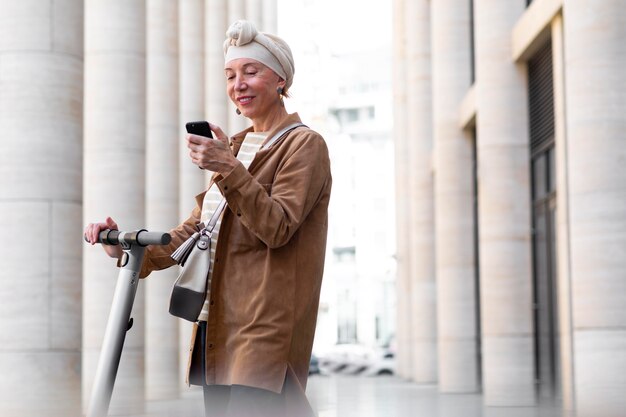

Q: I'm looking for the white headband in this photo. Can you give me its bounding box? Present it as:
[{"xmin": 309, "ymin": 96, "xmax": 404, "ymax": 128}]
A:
[
  {"xmin": 224, "ymin": 41, "xmax": 286, "ymax": 81},
  {"xmin": 223, "ymin": 20, "xmax": 295, "ymax": 91}
]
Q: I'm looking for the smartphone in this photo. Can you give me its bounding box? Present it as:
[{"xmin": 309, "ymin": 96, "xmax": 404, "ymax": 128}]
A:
[{"xmin": 185, "ymin": 121, "xmax": 213, "ymax": 138}]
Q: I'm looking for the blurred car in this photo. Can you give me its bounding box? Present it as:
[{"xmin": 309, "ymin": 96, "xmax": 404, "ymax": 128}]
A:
[
  {"xmin": 359, "ymin": 349, "xmax": 395, "ymax": 376},
  {"xmin": 309, "ymin": 354, "xmax": 320, "ymax": 375},
  {"xmin": 317, "ymin": 344, "xmax": 396, "ymax": 376},
  {"xmin": 339, "ymin": 345, "xmax": 376, "ymax": 375},
  {"xmin": 317, "ymin": 343, "xmax": 365, "ymax": 373}
]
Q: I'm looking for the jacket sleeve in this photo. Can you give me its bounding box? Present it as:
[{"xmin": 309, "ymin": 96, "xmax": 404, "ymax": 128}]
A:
[
  {"xmin": 138, "ymin": 202, "xmax": 203, "ymax": 278},
  {"xmin": 215, "ymin": 130, "xmax": 331, "ymax": 249}
]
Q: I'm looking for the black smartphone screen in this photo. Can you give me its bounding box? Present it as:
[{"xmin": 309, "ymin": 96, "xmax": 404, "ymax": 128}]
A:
[{"xmin": 185, "ymin": 121, "xmax": 213, "ymax": 138}]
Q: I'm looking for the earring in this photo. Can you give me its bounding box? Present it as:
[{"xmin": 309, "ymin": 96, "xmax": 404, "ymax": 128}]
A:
[
  {"xmin": 236, "ymin": 108, "xmax": 241, "ymax": 115},
  {"xmin": 277, "ymin": 87, "xmax": 284, "ymax": 107}
]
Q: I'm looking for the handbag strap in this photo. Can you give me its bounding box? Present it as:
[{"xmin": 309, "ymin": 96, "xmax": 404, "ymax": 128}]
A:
[
  {"xmin": 199, "ymin": 122, "xmax": 306, "ymax": 232},
  {"xmin": 261, "ymin": 122, "xmax": 306, "ymax": 150},
  {"xmin": 204, "ymin": 198, "xmax": 226, "ymax": 233}
]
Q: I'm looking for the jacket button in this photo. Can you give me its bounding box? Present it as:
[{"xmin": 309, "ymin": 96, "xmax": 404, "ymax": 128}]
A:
[
  {"xmin": 210, "ymin": 300, "xmax": 215, "ymax": 306},
  {"xmin": 237, "ymin": 212, "xmax": 241, "ymax": 217},
  {"xmin": 208, "ymin": 343, "xmax": 214, "ymax": 349}
]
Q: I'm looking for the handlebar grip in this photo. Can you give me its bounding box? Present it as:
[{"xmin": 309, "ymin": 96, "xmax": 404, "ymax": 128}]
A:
[
  {"xmin": 85, "ymin": 229, "xmax": 171, "ymax": 247},
  {"xmin": 136, "ymin": 231, "xmax": 172, "ymax": 246},
  {"xmin": 98, "ymin": 229, "xmax": 121, "ymax": 245}
]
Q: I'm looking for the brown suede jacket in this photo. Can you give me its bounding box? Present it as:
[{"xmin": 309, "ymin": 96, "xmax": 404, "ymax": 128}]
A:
[{"xmin": 139, "ymin": 113, "xmax": 332, "ymax": 410}]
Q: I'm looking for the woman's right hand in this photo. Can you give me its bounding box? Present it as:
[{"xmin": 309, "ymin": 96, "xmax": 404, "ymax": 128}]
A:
[{"xmin": 84, "ymin": 217, "xmax": 123, "ymax": 259}]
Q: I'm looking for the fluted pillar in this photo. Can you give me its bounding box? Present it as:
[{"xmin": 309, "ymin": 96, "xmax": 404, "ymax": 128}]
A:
[
  {"xmin": 392, "ymin": 0, "xmax": 411, "ymax": 380},
  {"xmin": 563, "ymin": 2, "xmax": 626, "ymax": 415},
  {"xmin": 405, "ymin": 0, "xmax": 437, "ymax": 383},
  {"xmin": 431, "ymin": 0, "xmax": 479, "ymax": 393},
  {"xmin": 206, "ymin": 0, "xmax": 228, "ymax": 144},
  {"xmin": 0, "ymin": 2, "xmax": 83, "ymax": 416},
  {"xmin": 474, "ymin": 0, "xmax": 534, "ymax": 406},
  {"xmin": 146, "ymin": 0, "xmax": 180, "ymax": 400},
  {"xmin": 246, "ymin": 0, "xmax": 263, "ymax": 27},
  {"xmin": 83, "ymin": 1, "xmax": 146, "ymax": 414},
  {"xmin": 551, "ymin": 13, "xmax": 575, "ymax": 411},
  {"xmin": 262, "ymin": 0, "xmax": 278, "ymax": 33},
  {"xmin": 178, "ymin": 0, "xmax": 206, "ymax": 393},
  {"xmin": 228, "ymin": 0, "xmax": 251, "ymax": 135},
  {"xmin": 229, "ymin": 0, "xmax": 245, "ymax": 20}
]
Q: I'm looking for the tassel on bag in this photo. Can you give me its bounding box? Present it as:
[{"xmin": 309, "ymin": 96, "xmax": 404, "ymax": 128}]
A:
[{"xmin": 171, "ymin": 231, "xmax": 201, "ymax": 266}]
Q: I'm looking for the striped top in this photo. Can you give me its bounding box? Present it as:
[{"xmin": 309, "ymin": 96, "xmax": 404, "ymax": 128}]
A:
[{"xmin": 197, "ymin": 132, "xmax": 268, "ymax": 322}]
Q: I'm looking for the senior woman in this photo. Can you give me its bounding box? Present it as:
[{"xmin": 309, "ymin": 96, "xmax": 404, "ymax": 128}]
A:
[{"xmin": 85, "ymin": 20, "xmax": 331, "ymax": 417}]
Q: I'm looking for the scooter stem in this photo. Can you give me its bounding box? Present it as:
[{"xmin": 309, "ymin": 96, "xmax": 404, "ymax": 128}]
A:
[{"xmin": 86, "ymin": 229, "xmax": 170, "ymax": 417}]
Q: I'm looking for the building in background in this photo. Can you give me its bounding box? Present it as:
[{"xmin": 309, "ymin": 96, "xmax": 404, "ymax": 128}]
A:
[
  {"xmin": 278, "ymin": 0, "xmax": 397, "ymax": 355},
  {"xmin": 2, "ymin": 0, "xmax": 625, "ymax": 416},
  {"xmin": 0, "ymin": 0, "xmax": 395, "ymax": 415},
  {"xmin": 0, "ymin": 1, "xmax": 278, "ymax": 416},
  {"xmin": 326, "ymin": 46, "xmax": 396, "ymax": 349},
  {"xmin": 393, "ymin": 0, "xmax": 626, "ymax": 416}
]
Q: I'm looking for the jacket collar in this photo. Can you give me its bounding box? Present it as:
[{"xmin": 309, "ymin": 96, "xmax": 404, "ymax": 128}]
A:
[{"xmin": 230, "ymin": 112, "xmax": 303, "ymax": 148}]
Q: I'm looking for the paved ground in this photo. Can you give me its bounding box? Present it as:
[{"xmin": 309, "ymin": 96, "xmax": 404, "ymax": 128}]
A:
[
  {"xmin": 307, "ymin": 375, "xmax": 570, "ymax": 417},
  {"xmin": 134, "ymin": 375, "xmax": 571, "ymax": 417}
]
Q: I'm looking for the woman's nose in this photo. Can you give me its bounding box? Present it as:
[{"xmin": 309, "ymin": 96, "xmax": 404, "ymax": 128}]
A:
[{"xmin": 234, "ymin": 76, "xmax": 246, "ymax": 91}]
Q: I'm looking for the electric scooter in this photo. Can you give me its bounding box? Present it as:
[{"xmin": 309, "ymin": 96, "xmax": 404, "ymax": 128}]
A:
[{"xmin": 85, "ymin": 229, "xmax": 171, "ymax": 417}]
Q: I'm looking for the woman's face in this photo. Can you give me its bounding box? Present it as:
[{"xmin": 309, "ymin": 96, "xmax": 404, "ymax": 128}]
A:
[{"xmin": 225, "ymin": 58, "xmax": 284, "ymax": 123}]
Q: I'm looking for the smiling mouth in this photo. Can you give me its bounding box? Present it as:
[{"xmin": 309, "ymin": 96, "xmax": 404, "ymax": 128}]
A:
[{"xmin": 238, "ymin": 96, "xmax": 254, "ymax": 105}]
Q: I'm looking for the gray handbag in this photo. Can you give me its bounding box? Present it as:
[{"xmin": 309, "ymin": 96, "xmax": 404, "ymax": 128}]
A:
[{"xmin": 169, "ymin": 199, "xmax": 226, "ymax": 322}]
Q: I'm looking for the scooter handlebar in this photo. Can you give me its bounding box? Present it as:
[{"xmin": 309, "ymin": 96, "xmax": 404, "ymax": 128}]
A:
[{"xmin": 85, "ymin": 229, "xmax": 171, "ymax": 247}]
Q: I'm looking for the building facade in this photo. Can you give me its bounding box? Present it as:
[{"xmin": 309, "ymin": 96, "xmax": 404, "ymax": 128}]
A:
[
  {"xmin": 0, "ymin": 1, "xmax": 276, "ymax": 416},
  {"xmin": 2, "ymin": 0, "xmax": 625, "ymax": 416},
  {"xmin": 278, "ymin": 0, "xmax": 397, "ymax": 357},
  {"xmin": 326, "ymin": 47, "xmax": 396, "ymax": 349},
  {"xmin": 393, "ymin": 0, "xmax": 626, "ymax": 416}
]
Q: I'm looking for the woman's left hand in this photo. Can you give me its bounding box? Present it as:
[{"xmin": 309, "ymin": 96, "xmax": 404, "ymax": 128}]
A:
[{"xmin": 187, "ymin": 122, "xmax": 238, "ymax": 174}]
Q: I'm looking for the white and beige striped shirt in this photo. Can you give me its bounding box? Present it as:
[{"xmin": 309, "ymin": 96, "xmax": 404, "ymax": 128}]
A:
[{"xmin": 197, "ymin": 132, "xmax": 268, "ymax": 322}]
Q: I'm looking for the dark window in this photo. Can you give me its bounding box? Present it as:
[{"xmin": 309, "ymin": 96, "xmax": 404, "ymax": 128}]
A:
[
  {"xmin": 531, "ymin": 153, "xmax": 559, "ymax": 399},
  {"xmin": 528, "ymin": 39, "xmax": 559, "ymax": 400},
  {"xmin": 472, "ymin": 128, "xmax": 482, "ymax": 388},
  {"xmin": 345, "ymin": 108, "xmax": 359, "ymax": 122},
  {"xmin": 528, "ymin": 42, "xmax": 555, "ymax": 155}
]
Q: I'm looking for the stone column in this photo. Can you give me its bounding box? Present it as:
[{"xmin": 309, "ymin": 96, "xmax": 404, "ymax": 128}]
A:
[
  {"xmin": 83, "ymin": 1, "xmax": 146, "ymax": 414},
  {"xmin": 262, "ymin": 0, "xmax": 278, "ymax": 33},
  {"xmin": 229, "ymin": 0, "xmax": 245, "ymax": 20},
  {"xmin": 179, "ymin": 0, "xmax": 206, "ymax": 224},
  {"xmin": 179, "ymin": 0, "xmax": 206, "ymax": 393},
  {"xmin": 146, "ymin": 0, "xmax": 180, "ymax": 400},
  {"xmin": 551, "ymin": 13, "xmax": 575, "ymax": 411},
  {"xmin": 474, "ymin": 0, "xmax": 535, "ymax": 406},
  {"xmin": 246, "ymin": 0, "xmax": 263, "ymax": 27},
  {"xmin": 405, "ymin": 0, "xmax": 437, "ymax": 383},
  {"xmin": 431, "ymin": 0, "xmax": 479, "ymax": 393},
  {"xmin": 206, "ymin": 0, "xmax": 228, "ymax": 145},
  {"xmin": 392, "ymin": 0, "xmax": 411, "ymax": 380},
  {"xmin": 0, "ymin": 2, "xmax": 83, "ymax": 416},
  {"xmin": 228, "ymin": 0, "xmax": 251, "ymax": 135},
  {"xmin": 563, "ymin": 3, "xmax": 626, "ymax": 416}
]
